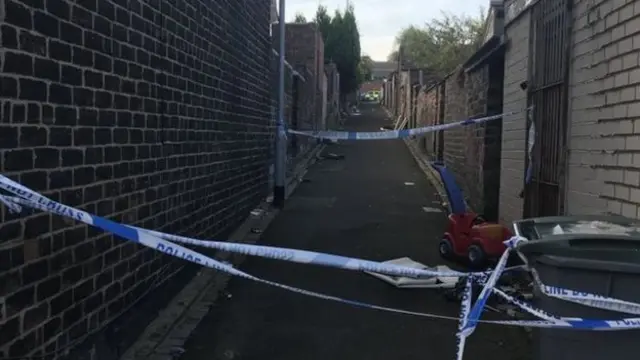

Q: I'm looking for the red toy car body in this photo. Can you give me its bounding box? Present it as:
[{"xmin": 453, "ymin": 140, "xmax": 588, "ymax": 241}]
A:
[
  {"xmin": 440, "ymin": 213, "xmax": 513, "ymax": 267},
  {"xmin": 431, "ymin": 163, "xmax": 513, "ymax": 267}
]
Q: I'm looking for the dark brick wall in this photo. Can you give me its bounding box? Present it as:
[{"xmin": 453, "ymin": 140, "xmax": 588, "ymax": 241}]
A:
[
  {"xmin": 416, "ymin": 83, "xmax": 443, "ymax": 160},
  {"xmin": 443, "ymin": 69, "xmax": 467, "ymax": 194},
  {"xmin": 272, "ymin": 23, "xmax": 324, "ymax": 129},
  {"xmin": 324, "ymin": 62, "xmax": 340, "ymax": 129},
  {"xmin": 463, "ymin": 66, "xmax": 489, "ymax": 216},
  {"xmin": 440, "ymin": 63, "xmax": 504, "ymax": 220},
  {"xmin": 0, "ymin": 0, "xmax": 272, "ymax": 359},
  {"xmin": 270, "ymin": 51, "xmax": 293, "ymax": 159},
  {"xmin": 483, "ymin": 59, "xmax": 505, "ymax": 221}
]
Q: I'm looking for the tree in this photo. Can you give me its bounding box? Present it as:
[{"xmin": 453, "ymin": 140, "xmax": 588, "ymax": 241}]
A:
[
  {"xmin": 392, "ymin": 9, "xmax": 486, "ymax": 76},
  {"xmin": 358, "ymin": 55, "xmax": 374, "ymax": 82},
  {"xmin": 387, "ymin": 51, "xmax": 398, "ymax": 62},
  {"xmin": 293, "ymin": 12, "xmax": 307, "ymax": 23},
  {"xmin": 337, "ymin": 3, "xmax": 361, "ymax": 95},
  {"xmin": 314, "ymin": 6, "xmax": 332, "ymax": 40},
  {"xmin": 311, "ymin": 3, "xmax": 362, "ymax": 98}
]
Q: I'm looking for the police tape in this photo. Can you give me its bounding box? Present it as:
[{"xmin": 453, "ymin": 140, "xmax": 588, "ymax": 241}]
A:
[
  {"xmin": 505, "ymin": 237, "xmax": 640, "ymax": 316},
  {"xmin": 456, "ymin": 277, "xmax": 473, "ymax": 360},
  {"xmin": 0, "ymin": 176, "xmax": 466, "ymax": 321},
  {"xmin": 470, "ymin": 242, "xmax": 640, "ymax": 330},
  {"xmin": 4, "ymin": 177, "xmax": 640, "ymax": 334},
  {"xmin": 0, "ymin": 193, "xmax": 518, "ymax": 280},
  {"xmin": 288, "ymin": 109, "xmax": 529, "ymax": 140},
  {"xmin": 8, "ymin": 185, "xmax": 636, "ymax": 323},
  {"xmin": 462, "ymin": 248, "xmax": 512, "ymax": 337},
  {"xmin": 530, "ymin": 267, "xmax": 640, "ymax": 316},
  {"xmin": 0, "ymin": 194, "xmax": 20, "ymax": 213},
  {"xmin": 2, "ymin": 181, "xmax": 640, "ymax": 328}
]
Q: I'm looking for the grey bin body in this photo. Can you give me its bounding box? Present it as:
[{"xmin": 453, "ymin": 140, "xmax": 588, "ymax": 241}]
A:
[{"xmin": 514, "ymin": 215, "xmax": 640, "ymax": 360}]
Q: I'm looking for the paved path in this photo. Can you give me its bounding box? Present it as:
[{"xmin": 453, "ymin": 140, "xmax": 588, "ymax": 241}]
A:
[{"xmin": 180, "ymin": 104, "xmax": 531, "ymax": 360}]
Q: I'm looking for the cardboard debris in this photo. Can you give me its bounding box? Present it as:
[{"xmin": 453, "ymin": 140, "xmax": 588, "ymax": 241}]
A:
[{"xmin": 364, "ymin": 257, "xmax": 459, "ymax": 289}]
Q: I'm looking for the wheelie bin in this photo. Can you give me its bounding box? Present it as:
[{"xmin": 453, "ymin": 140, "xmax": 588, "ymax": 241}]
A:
[{"xmin": 513, "ymin": 215, "xmax": 640, "ymax": 360}]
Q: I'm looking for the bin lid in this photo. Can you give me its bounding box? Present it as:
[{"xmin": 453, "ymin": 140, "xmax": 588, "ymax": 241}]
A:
[
  {"xmin": 514, "ymin": 215, "xmax": 640, "ymax": 270},
  {"xmin": 513, "ymin": 215, "xmax": 640, "ymax": 240}
]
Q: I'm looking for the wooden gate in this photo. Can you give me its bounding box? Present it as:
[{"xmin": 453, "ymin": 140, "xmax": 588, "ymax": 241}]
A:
[{"xmin": 525, "ymin": 0, "xmax": 572, "ymax": 217}]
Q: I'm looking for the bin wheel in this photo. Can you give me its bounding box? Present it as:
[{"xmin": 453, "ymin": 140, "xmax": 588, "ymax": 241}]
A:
[
  {"xmin": 467, "ymin": 244, "xmax": 486, "ymax": 267},
  {"xmin": 439, "ymin": 238, "xmax": 454, "ymax": 259}
]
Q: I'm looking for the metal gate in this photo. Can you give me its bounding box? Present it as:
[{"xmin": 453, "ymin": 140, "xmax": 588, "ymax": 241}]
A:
[{"xmin": 525, "ymin": 0, "xmax": 572, "ymax": 217}]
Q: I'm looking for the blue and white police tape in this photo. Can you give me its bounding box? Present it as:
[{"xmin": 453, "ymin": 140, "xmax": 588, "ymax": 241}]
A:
[
  {"xmin": 288, "ymin": 109, "xmax": 528, "ymax": 140},
  {"xmin": 461, "ymin": 248, "xmax": 512, "ymax": 337},
  {"xmin": 456, "ymin": 277, "xmax": 473, "ymax": 360},
  {"xmin": 504, "ymin": 236, "xmax": 640, "ymax": 316},
  {"xmin": 0, "ymin": 194, "xmax": 20, "ymax": 213},
  {"xmin": 530, "ymin": 268, "xmax": 640, "ymax": 316},
  {"xmin": 10, "ymin": 186, "xmax": 635, "ymax": 322},
  {"xmin": 470, "ymin": 239, "xmax": 640, "ymax": 329},
  {"xmin": 473, "ymin": 268, "xmax": 564, "ymax": 323},
  {"xmin": 4, "ymin": 176, "xmax": 640, "ymax": 334},
  {"xmin": 0, "ymin": 192, "xmax": 514, "ymax": 280},
  {"xmin": 0, "ymin": 175, "xmax": 466, "ymax": 320},
  {"xmin": 478, "ymin": 273, "xmax": 640, "ymax": 330}
]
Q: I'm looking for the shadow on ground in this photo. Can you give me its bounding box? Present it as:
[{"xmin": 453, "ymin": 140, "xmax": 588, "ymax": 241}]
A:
[{"xmin": 180, "ymin": 104, "xmax": 532, "ymax": 360}]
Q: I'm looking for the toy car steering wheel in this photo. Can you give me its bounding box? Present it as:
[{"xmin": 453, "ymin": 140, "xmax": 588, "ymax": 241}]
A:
[{"xmin": 472, "ymin": 215, "xmax": 486, "ymax": 225}]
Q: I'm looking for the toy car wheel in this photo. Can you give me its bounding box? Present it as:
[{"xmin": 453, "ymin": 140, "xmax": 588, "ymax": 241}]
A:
[
  {"xmin": 439, "ymin": 238, "xmax": 454, "ymax": 259},
  {"xmin": 467, "ymin": 244, "xmax": 486, "ymax": 267}
]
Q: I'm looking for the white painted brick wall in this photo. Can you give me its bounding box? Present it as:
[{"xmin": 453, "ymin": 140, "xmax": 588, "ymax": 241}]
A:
[
  {"xmin": 566, "ymin": 0, "xmax": 640, "ymax": 217},
  {"xmin": 499, "ymin": 10, "xmax": 530, "ymax": 224}
]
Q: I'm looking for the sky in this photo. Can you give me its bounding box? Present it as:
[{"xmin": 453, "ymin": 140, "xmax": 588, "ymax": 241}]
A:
[{"xmin": 285, "ymin": 0, "xmax": 489, "ymax": 61}]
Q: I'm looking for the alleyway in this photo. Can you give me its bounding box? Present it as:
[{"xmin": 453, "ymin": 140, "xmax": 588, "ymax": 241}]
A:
[{"xmin": 180, "ymin": 104, "xmax": 531, "ymax": 360}]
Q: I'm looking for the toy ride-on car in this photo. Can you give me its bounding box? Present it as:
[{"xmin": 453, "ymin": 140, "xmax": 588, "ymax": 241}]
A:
[{"xmin": 431, "ymin": 163, "xmax": 513, "ymax": 268}]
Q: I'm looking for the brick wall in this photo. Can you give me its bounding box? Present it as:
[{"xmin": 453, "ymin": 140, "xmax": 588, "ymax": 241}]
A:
[
  {"xmin": 465, "ymin": 59, "xmax": 505, "ymax": 221},
  {"xmin": 401, "ymin": 72, "xmax": 411, "ymax": 126},
  {"xmin": 272, "ymin": 23, "xmax": 324, "ymax": 130},
  {"xmin": 270, "ymin": 50, "xmax": 308, "ymax": 178},
  {"xmin": 443, "ymin": 69, "xmax": 468, "ymax": 193},
  {"xmin": 564, "ymin": 0, "xmax": 633, "ymax": 217},
  {"xmin": 315, "ymin": 29, "xmax": 325, "ymax": 129},
  {"xmin": 397, "ymin": 57, "xmax": 503, "ymax": 219},
  {"xmin": 0, "ymin": 0, "xmax": 272, "ymax": 358},
  {"xmin": 416, "ymin": 83, "xmax": 443, "ymax": 160},
  {"xmin": 398, "ymin": 69, "xmax": 434, "ymax": 129},
  {"xmin": 499, "ymin": 4, "xmax": 530, "ymax": 224},
  {"xmin": 324, "ymin": 62, "xmax": 340, "ymax": 129},
  {"xmin": 320, "ymin": 72, "xmax": 327, "ymax": 130},
  {"xmin": 292, "ymin": 65, "xmax": 315, "ymax": 162},
  {"xmin": 390, "ymin": 72, "xmax": 399, "ymax": 115},
  {"xmin": 414, "ymin": 87, "xmax": 429, "ymax": 149},
  {"xmin": 484, "ymin": 60, "xmax": 506, "ymax": 221},
  {"xmin": 463, "ymin": 67, "xmax": 489, "ymax": 215},
  {"xmin": 432, "ymin": 65, "xmax": 503, "ymax": 219},
  {"xmin": 271, "ymin": 51, "xmax": 293, "ymax": 129}
]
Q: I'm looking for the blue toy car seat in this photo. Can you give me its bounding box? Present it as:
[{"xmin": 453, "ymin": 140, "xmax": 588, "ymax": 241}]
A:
[{"xmin": 430, "ymin": 162, "xmax": 466, "ymax": 215}]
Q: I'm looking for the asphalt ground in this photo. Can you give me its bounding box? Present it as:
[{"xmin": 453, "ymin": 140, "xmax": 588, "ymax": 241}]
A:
[{"xmin": 179, "ymin": 103, "xmax": 532, "ymax": 360}]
